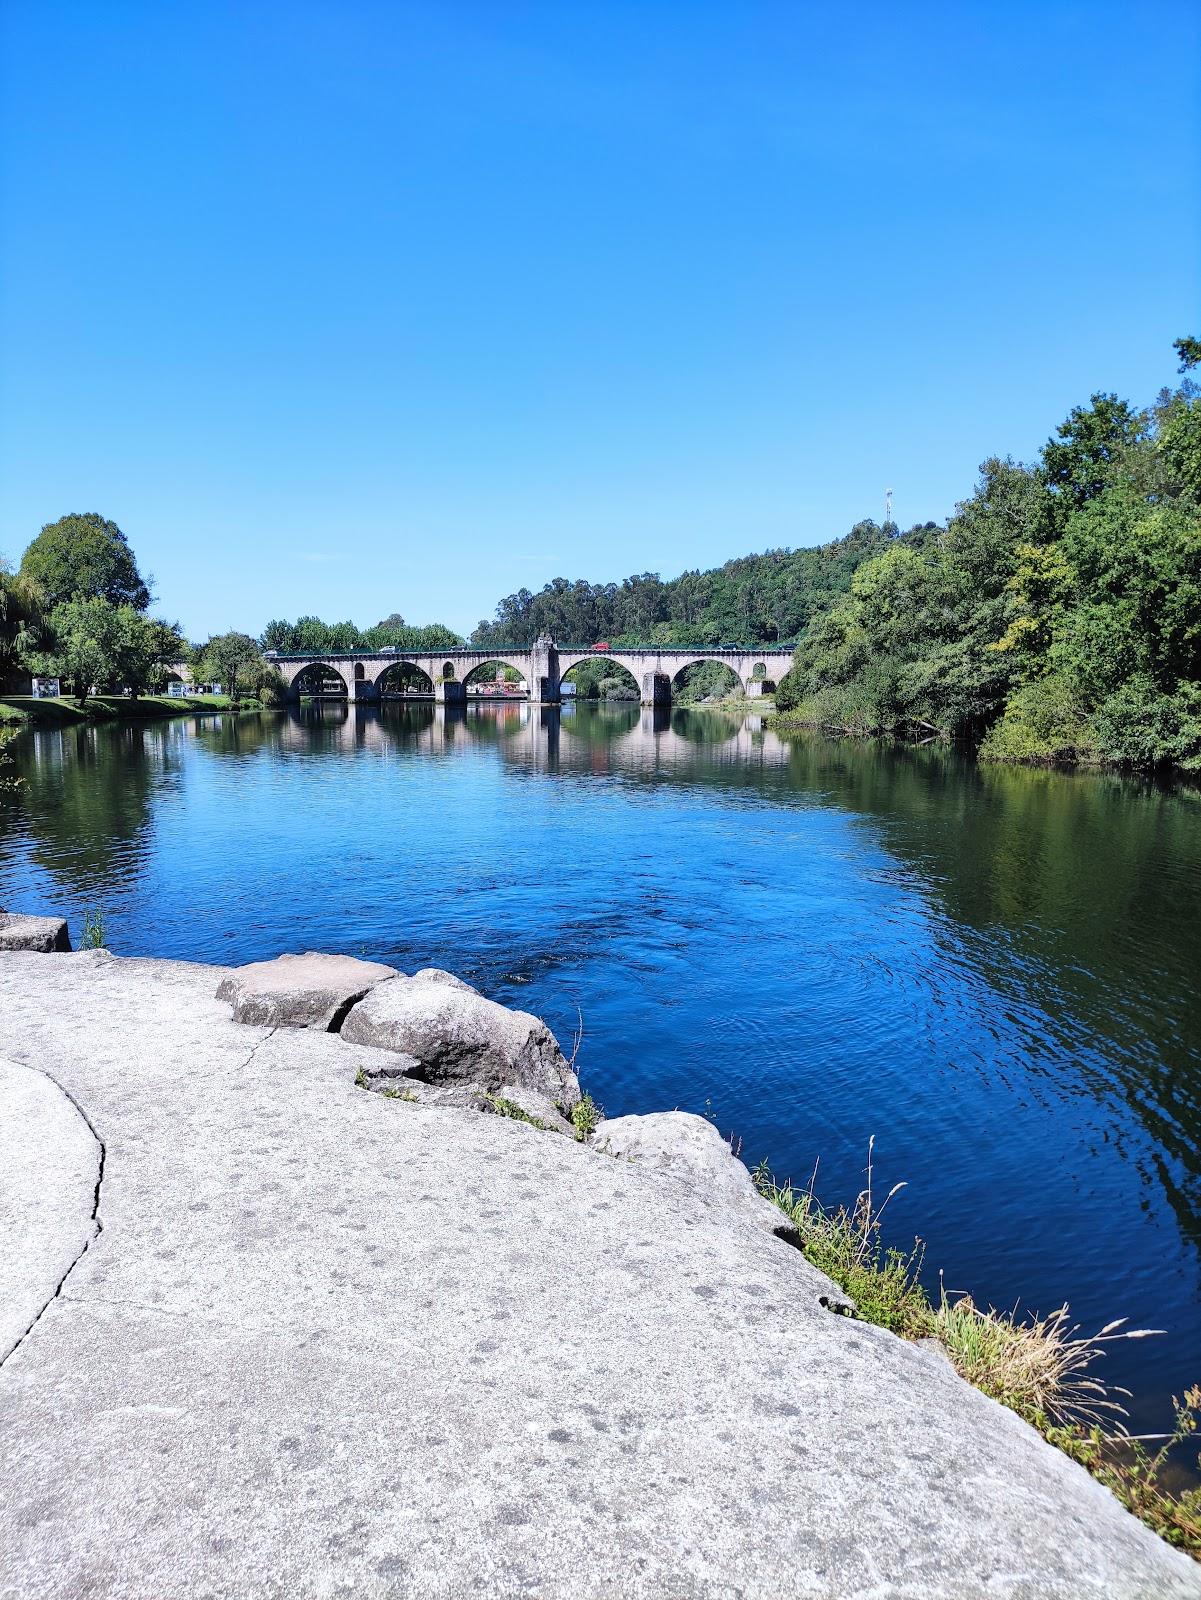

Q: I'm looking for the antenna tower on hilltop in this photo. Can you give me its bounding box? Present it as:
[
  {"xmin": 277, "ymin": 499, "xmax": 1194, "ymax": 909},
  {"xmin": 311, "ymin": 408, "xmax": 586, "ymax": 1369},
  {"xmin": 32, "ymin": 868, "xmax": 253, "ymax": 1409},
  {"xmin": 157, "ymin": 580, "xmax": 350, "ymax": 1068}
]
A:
[{"xmin": 884, "ymin": 487, "xmax": 894, "ymax": 525}]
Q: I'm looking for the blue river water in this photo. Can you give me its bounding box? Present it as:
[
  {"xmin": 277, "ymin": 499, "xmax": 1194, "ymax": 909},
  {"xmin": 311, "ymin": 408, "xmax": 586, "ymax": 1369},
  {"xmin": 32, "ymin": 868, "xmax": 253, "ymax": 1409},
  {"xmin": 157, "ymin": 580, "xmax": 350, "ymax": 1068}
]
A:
[{"xmin": 2, "ymin": 699, "xmax": 1199, "ymax": 1442}]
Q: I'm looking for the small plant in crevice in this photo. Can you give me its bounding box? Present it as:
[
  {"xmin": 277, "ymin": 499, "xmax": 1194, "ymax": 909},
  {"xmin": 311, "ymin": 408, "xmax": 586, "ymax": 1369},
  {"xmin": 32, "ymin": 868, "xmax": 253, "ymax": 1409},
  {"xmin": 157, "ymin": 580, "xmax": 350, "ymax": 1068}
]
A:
[
  {"xmin": 485, "ymin": 1094, "xmax": 548, "ymax": 1130},
  {"xmin": 570, "ymin": 1092, "xmax": 602, "ymax": 1143},
  {"xmin": 81, "ymin": 905, "xmax": 107, "ymax": 950},
  {"xmin": 381, "ymin": 1086, "xmax": 418, "ymax": 1102},
  {"xmin": 354, "ymin": 1067, "xmax": 369, "ymax": 1090},
  {"xmin": 567, "ymin": 1006, "xmax": 585, "ymax": 1071}
]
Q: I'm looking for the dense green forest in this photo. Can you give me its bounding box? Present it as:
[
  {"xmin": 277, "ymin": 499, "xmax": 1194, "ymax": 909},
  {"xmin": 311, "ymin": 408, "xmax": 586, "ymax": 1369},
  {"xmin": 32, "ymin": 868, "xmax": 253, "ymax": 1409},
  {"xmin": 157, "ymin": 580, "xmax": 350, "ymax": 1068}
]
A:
[{"xmin": 467, "ymin": 518, "xmax": 912, "ymax": 651}]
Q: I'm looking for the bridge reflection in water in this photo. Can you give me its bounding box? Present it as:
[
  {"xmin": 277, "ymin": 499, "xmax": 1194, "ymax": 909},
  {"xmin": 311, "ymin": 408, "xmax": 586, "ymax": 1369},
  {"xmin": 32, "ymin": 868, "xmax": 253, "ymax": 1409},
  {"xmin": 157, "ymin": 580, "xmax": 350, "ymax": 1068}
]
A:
[{"xmin": 274, "ymin": 699, "xmax": 792, "ymax": 775}]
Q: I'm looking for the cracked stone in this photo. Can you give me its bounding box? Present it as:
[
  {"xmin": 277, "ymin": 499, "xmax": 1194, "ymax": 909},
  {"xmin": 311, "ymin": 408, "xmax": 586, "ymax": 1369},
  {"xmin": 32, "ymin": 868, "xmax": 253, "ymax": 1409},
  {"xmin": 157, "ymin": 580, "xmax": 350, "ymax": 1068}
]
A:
[
  {"xmin": 215, "ymin": 953, "xmax": 402, "ymax": 1031},
  {"xmin": 0, "ymin": 1058, "xmax": 100, "ymax": 1360}
]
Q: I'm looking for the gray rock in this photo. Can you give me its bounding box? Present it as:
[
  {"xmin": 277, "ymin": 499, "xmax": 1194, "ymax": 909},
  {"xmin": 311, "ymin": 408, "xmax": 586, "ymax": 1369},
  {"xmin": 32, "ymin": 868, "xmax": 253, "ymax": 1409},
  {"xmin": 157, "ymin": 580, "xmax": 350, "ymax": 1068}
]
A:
[
  {"xmin": 0, "ymin": 1058, "xmax": 99, "ymax": 1360},
  {"xmin": 0, "ymin": 949, "xmax": 1197, "ymax": 1599},
  {"xmin": 215, "ymin": 951, "xmax": 401, "ymax": 1030},
  {"xmin": 411, "ymin": 967, "xmax": 478, "ymax": 993},
  {"xmin": 342, "ymin": 974, "xmax": 581, "ymax": 1108},
  {"xmin": 593, "ymin": 1110, "xmax": 786, "ymax": 1233},
  {"xmin": 0, "ymin": 911, "xmax": 71, "ymax": 953}
]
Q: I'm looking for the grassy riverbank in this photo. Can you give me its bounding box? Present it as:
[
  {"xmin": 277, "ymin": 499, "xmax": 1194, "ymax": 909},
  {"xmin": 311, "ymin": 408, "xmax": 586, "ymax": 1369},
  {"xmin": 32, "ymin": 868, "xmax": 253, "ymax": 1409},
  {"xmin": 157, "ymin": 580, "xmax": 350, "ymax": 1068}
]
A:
[
  {"xmin": 755, "ymin": 1151, "xmax": 1201, "ymax": 1559},
  {"xmin": 0, "ymin": 693, "xmax": 264, "ymax": 726}
]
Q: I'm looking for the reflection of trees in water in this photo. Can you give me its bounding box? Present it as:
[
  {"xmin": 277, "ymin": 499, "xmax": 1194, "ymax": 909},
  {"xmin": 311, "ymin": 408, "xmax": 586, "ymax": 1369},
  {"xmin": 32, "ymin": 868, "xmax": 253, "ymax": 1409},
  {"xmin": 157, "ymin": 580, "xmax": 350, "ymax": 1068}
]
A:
[
  {"xmin": 11, "ymin": 700, "xmax": 1192, "ymax": 1255},
  {"xmin": 5, "ymin": 720, "xmax": 179, "ymax": 889},
  {"xmin": 195, "ymin": 710, "xmax": 289, "ymax": 759},
  {"xmin": 772, "ymin": 731, "xmax": 1201, "ymax": 1251}
]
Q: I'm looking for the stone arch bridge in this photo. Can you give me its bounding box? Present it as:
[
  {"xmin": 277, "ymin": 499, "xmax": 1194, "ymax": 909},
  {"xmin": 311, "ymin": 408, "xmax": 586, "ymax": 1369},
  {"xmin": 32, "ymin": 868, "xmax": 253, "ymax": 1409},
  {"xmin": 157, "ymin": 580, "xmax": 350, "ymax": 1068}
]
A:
[{"xmin": 264, "ymin": 638, "xmax": 795, "ymax": 707}]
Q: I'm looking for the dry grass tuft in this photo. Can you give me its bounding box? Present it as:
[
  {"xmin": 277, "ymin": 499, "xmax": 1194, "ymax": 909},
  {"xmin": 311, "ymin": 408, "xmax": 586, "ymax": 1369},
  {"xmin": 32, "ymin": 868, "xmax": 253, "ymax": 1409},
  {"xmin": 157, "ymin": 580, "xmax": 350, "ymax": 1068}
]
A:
[{"xmin": 935, "ymin": 1292, "xmax": 1160, "ymax": 1432}]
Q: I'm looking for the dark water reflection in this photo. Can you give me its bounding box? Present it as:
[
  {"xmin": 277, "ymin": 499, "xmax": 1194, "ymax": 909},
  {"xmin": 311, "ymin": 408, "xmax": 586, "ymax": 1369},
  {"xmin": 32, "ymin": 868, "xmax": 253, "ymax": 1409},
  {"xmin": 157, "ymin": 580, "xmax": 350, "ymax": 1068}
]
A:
[{"xmin": 2, "ymin": 701, "xmax": 1199, "ymax": 1439}]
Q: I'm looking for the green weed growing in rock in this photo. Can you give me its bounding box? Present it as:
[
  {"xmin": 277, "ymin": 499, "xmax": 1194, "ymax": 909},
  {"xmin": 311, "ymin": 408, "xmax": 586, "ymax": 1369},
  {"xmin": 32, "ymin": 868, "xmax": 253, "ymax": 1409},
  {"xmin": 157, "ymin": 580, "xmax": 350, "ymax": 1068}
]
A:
[
  {"xmin": 1046, "ymin": 1389, "xmax": 1201, "ymax": 1557},
  {"xmin": 354, "ymin": 1067, "xmax": 369, "ymax": 1090},
  {"xmin": 485, "ymin": 1094, "xmax": 548, "ymax": 1129},
  {"xmin": 381, "ymin": 1086, "xmax": 418, "ymax": 1102},
  {"xmin": 571, "ymin": 1093, "xmax": 602, "ymax": 1143},
  {"xmin": 81, "ymin": 905, "xmax": 106, "ymax": 949}
]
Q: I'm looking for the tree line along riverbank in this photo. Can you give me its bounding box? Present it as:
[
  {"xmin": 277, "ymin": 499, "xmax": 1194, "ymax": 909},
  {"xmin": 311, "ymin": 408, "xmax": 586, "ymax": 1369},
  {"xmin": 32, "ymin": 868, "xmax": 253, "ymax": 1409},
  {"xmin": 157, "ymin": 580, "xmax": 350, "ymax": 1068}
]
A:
[{"xmin": 3, "ymin": 340, "xmax": 1198, "ymax": 772}]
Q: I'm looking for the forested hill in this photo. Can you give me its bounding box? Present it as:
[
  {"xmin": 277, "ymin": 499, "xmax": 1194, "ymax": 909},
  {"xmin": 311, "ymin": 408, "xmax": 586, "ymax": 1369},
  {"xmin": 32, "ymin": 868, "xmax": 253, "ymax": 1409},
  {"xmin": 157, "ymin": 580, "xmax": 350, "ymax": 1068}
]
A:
[{"xmin": 468, "ymin": 519, "xmax": 932, "ymax": 649}]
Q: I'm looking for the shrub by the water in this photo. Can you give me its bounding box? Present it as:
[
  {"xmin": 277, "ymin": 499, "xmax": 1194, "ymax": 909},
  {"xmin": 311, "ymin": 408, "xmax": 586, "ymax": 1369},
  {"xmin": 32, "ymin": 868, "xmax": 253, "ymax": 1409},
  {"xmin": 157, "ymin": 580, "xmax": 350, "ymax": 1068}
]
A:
[{"xmin": 754, "ymin": 1145, "xmax": 1201, "ymax": 1559}]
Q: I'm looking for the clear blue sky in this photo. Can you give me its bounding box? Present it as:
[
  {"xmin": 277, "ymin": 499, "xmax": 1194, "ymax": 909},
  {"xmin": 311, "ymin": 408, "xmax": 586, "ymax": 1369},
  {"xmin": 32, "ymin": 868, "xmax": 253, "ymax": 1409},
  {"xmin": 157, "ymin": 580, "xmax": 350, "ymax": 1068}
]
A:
[{"xmin": 1, "ymin": 1, "xmax": 1197, "ymax": 640}]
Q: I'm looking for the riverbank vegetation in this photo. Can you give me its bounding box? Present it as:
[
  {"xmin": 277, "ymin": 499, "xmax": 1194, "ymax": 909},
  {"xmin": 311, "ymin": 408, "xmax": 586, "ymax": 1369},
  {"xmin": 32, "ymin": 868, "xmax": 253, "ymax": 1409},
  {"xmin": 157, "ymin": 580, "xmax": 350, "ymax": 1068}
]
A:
[
  {"xmin": 772, "ymin": 359, "xmax": 1201, "ymax": 774},
  {"xmin": 1, "ymin": 519, "xmax": 291, "ymax": 712},
  {"xmin": 470, "ymin": 342, "xmax": 1200, "ymax": 773},
  {"xmin": 260, "ymin": 615, "xmax": 464, "ymax": 653},
  {"xmin": 0, "ymin": 692, "xmax": 260, "ymax": 726},
  {"xmin": 6, "ymin": 344, "xmax": 1197, "ymax": 770},
  {"xmin": 755, "ymin": 1147, "xmax": 1201, "ymax": 1558}
]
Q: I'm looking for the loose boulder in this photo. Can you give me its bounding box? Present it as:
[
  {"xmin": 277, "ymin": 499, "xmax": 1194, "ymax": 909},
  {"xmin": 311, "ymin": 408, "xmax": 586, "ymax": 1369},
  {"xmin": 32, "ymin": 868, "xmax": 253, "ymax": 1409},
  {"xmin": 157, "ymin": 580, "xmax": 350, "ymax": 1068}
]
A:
[
  {"xmin": 593, "ymin": 1111, "xmax": 783, "ymax": 1232},
  {"xmin": 342, "ymin": 973, "xmax": 580, "ymax": 1108},
  {"xmin": 0, "ymin": 911, "xmax": 71, "ymax": 953},
  {"xmin": 216, "ymin": 952, "xmax": 402, "ymax": 1031}
]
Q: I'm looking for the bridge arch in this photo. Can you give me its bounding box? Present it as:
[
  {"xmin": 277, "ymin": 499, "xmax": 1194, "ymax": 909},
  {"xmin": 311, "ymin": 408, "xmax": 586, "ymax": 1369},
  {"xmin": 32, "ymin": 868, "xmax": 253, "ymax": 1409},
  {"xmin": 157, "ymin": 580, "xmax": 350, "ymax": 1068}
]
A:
[
  {"xmin": 560, "ymin": 655, "xmax": 641, "ymax": 702},
  {"xmin": 671, "ymin": 658, "xmax": 745, "ymax": 702},
  {"xmin": 375, "ymin": 660, "xmax": 435, "ymax": 697},
  {"xmin": 462, "ymin": 658, "xmax": 529, "ymax": 696},
  {"xmin": 293, "ymin": 661, "xmax": 349, "ymax": 698}
]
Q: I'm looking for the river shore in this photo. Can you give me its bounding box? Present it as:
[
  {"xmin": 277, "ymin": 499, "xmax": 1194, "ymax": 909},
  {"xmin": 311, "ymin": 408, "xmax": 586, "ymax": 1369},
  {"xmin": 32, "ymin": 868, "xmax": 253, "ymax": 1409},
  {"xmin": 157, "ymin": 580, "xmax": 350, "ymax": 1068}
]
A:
[
  {"xmin": 0, "ymin": 693, "xmax": 264, "ymax": 726},
  {"xmin": 1, "ymin": 939, "xmax": 1197, "ymax": 1598}
]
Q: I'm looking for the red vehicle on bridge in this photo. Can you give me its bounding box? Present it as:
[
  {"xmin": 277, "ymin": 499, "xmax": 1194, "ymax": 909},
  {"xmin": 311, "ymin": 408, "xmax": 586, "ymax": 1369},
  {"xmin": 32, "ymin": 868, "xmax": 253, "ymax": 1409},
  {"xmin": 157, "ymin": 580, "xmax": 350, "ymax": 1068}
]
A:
[{"xmin": 590, "ymin": 641, "xmax": 611, "ymax": 651}]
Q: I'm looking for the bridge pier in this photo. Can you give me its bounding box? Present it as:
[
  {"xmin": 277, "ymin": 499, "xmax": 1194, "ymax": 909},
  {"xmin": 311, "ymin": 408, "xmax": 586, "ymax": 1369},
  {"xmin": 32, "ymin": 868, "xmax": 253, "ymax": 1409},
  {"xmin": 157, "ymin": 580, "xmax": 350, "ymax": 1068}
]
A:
[
  {"xmin": 528, "ymin": 636, "xmax": 561, "ymax": 704},
  {"xmin": 435, "ymin": 679, "xmax": 466, "ymax": 706},
  {"xmin": 641, "ymin": 672, "xmax": 671, "ymax": 708}
]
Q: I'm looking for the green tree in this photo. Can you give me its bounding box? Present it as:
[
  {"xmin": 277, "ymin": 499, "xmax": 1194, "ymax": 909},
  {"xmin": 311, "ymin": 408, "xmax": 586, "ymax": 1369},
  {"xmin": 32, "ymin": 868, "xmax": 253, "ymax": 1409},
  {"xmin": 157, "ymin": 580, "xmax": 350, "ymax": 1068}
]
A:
[
  {"xmin": 31, "ymin": 597, "xmax": 125, "ymax": 703},
  {"xmin": 114, "ymin": 614, "xmax": 186, "ymax": 701},
  {"xmin": 1041, "ymin": 394, "xmax": 1148, "ymax": 522},
  {"xmin": 19, "ymin": 513, "xmax": 151, "ymax": 612},
  {"xmin": 0, "ymin": 561, "xmax": 44, "ymax": 688},
  {"xmin": 197, "ymin": 632, "xmax": 265, "ymax": 706}
]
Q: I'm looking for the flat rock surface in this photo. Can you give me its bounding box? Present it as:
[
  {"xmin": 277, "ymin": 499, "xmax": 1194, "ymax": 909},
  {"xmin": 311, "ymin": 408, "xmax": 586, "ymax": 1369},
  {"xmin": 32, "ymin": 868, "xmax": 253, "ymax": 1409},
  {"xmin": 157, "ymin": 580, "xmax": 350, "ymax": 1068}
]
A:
[
  {"xmin": 0, "ymin": 950, "xmax": 1196, "ymax": 1600},
  {"xmin": 0, "ymin": 912, "xmax": 70, "ymax": 953},
  {"xmin": 215, "ymin": 950, "xmax": 400, "ymax": 1029},
  {"xmin": 0, "ymin": 1058, "xmax": 99, "ymax": 1359}
]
